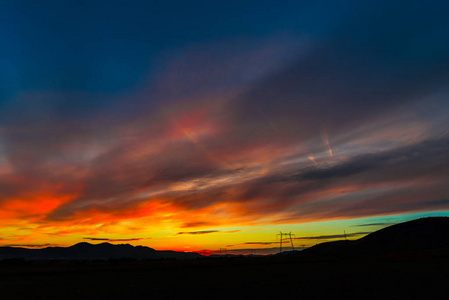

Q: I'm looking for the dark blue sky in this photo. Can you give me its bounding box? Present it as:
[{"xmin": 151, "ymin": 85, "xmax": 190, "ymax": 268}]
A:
[{"xmin": 0, "ymin": 0, "xmax": 356, "ymax": 98}]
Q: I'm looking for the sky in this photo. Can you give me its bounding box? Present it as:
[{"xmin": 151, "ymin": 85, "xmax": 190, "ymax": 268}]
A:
[{"xmin": 0, "ymin": 0, "xmax": 448, "ymax": 254}]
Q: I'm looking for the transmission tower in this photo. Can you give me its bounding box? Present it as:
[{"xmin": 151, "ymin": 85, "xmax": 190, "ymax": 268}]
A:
[{"xmin": 276, "ymin": 232, "xmax": 296, "ymax": 253}]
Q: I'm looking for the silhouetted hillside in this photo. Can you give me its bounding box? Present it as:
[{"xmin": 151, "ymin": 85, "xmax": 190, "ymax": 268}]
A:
[
  {"xmin": 2, "ymin": 217, "xmax": 448, "ymax": 262},
  {"xmin": 0, "ymin": 242, "xmax": 201, "ymax": 260},
  {"xmin": 303, "ymin": 217, "xmax": 449, "ymax": 257}
]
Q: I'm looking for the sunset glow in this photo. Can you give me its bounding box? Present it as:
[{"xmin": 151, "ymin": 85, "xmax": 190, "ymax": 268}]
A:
[{"xmin": 1, "ymin": 0, "xmax": 448, "ymax": 255}]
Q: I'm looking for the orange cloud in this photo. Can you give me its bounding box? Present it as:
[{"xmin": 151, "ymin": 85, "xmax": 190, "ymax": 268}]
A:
[{"xmin": 0, "ymin": 193, "xmax": 75, "ymax": 223}]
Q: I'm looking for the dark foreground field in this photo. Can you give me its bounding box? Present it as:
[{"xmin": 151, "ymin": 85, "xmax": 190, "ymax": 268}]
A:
[{"xmin": 1, "ymin": 255, "xmax": 448, "ymax": 300}]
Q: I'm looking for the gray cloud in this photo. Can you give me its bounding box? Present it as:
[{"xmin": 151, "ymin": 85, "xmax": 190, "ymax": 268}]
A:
[
  {"xmin": 177, "ymin": 230, "xmax": 220, "ymax": 235},
  {"xmin": 3, "ymin": 243, "xmax": 54, "ymax": 248},
  {"xmin": 294, "ymin": 137, "xmax": 449, "ymax": 183},
  {"xmin": 231, "ymin": 0, "xmax": 449, "ymax": 150},
  {"xmin": 294, "ymin": 232, "xmax": 371, "ymax": 240},
  {"xmin": 82, "ymin": 237, "xmax": 146, "ymax": 242},
  {"xmin": 174, "ymin": 136, "xmax": 449, "ymax": 220},
  {"xmin": 177, "ymin": 230, "xmax": 241, "ymax": 235},
  {"xmin": 226, "ymin": 241, "xmax": 287, "ymax": 247}
]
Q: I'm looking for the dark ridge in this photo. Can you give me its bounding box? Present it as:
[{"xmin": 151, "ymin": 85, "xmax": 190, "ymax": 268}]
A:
[
  {"xmin": 302, "ymin": 217, "xmax": 449, "ymax": 257},
  {"xmin": 0, "ymin": 242, "xmax": 201, "ymax": 260}
]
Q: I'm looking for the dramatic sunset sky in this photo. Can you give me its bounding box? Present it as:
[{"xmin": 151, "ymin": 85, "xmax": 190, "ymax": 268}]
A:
[{"xmin": 0, "ymin": 0, "xmax": 448, "ymax": 254}]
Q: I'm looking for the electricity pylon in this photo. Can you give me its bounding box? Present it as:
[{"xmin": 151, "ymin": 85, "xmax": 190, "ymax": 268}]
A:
[{"xmin": 276, "ymin": 232, "xmax": 296, "ymax": 253}]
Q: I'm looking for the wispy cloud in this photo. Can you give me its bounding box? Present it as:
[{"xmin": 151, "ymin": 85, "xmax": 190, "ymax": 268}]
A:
[
  {"xmin": 226, "ymin": 240, "xmax": 294, "ymax": 248},
  {"xmin": 82, "ymin": 237, "xmax": 147, "ymax": 242},
  {"xmin": 4, "ymin": 243, "xmax": 55, "ymax": 248},
  {"xmin": 177, "ymin": 230, "xmax": 241, "ymax": 236},
  {"xmin": 294, "ymin": 232, "xmax": 371, "ymax": 240}
]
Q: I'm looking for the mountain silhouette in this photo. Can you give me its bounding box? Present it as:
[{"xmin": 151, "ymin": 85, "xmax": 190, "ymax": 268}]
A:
[
  {"xmin": 2, "ymin": 217, "xmax": 448, "ymax": 261},
  {"xmin": 0, "ymin": 242, "xmax": 201, "ymax": 260},
  {"xmin": 302, "ymin": 217, "xmax": 449, "ymax": 257}
]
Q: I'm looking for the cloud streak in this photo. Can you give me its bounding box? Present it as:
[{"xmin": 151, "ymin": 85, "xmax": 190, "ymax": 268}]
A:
[
  {"xmin": 82, "ymin": 238, "xmax": 147, "ymax": 242},
  {"xmin": 294, "ymin": 232, "xmax": 371, "ymax": 240},
  {"xmin": 177, "ymin": 230, "xmax": 241, "ymax": 235}
]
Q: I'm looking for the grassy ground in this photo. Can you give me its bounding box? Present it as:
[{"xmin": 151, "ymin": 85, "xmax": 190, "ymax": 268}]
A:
[{"xmin": 1, "ymin": 256, "xmax": 448, "ymax": 299}]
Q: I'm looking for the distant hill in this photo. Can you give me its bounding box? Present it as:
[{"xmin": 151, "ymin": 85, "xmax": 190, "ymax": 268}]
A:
[
  {"xmin": 302, "ymin": 217, "xmax": 449, "ymax": 257},
  {"xmin": 3, "ymin": 217, "xmax": 448, "ymax": 261},
  {"xmin": 0, "ymin": 242, "xmax": 202, "ymax": 260}
]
